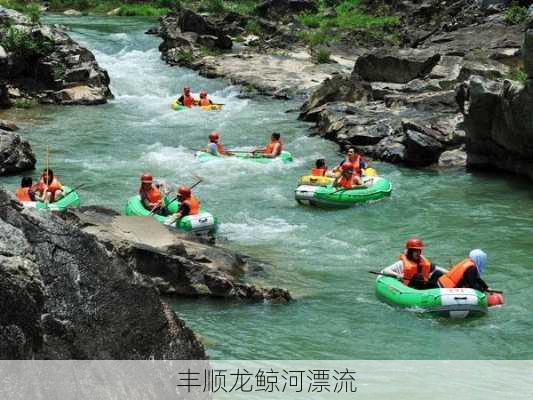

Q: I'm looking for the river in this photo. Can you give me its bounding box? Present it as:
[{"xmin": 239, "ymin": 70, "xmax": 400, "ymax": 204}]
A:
[{"xmin": 1, "ymin": 15, "xmax": 533, "ymax": 360}]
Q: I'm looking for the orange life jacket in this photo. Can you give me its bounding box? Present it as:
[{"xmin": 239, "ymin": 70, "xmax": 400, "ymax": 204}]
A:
[
  {"xmin": 16, "ymin": 187, "xmax": 32, "ymax": 202},
  {"xmin": 311, "ymin": 167, "xmax": 327, "ymax": 176},
  {"xmin": 400, "ymin": 253, "xmax": 431, "ymax": 286},
  {"xmin": 35, "ymin": 177, "xmax": 63, "ymax": 202},
  {"xmin": 183, "ymin": 196, "xmax": 200, "ymax": 216},
  {"xmin": 182, "ymin": 94, "xmax": 194, "ymax": 107},
  {"xmin": 349, "ymin": 155, "xmax": 362, "ymax": 177},
  {"xmin": 199, "ymin": 98, "xmax": 211, "ymax": 106},
  {"xmin": 338, "ymin": 174, "xmax": 354, "ymax": 189},
  {"xmin": 264, "ymin": 139, "xmax": 283, "ymax": 156},
  {"xmin": 140, "ymin": 185, "xmax": 162, "ymax": 204},
  {"xmin": 438, "ymin": 258, "xmax": 475, "ymax": 289}
]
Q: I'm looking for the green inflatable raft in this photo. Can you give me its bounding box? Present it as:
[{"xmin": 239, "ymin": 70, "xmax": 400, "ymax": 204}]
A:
[
  {"xmin": 21, "ymin": 186, "xmax": 81, "ymax": 211},
  {"xmin": 294, "ymin": 176, "xmax": 392, "ymax": 207},
  {"xmin": 375, "ymin": 275, "xmax": 489, "ymax": 318},
  {"xmin": 125, "ymin": 195, "xmax": 218, "ymax": 234},
  {"xmin": 196, "ymin": 150, "xmax": 293, "ymax": 164}
]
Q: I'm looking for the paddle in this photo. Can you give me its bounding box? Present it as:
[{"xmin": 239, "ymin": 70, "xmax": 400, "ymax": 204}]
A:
[
  {"xmin": 149, "ymin": 175, "xmax": 203, "ymax": 216},
  {"xmin": 61, "ymin": 183, "xmax": 85, "ymax": 199},
  {"xmin": 368, "ymin": 271, "xmax": 504, "ymax": 293}
]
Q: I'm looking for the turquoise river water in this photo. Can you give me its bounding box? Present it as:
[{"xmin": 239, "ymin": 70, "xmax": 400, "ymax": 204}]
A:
[{"xmin": 1, "ymin": 15, "xmax": 532, "ymax": 360}]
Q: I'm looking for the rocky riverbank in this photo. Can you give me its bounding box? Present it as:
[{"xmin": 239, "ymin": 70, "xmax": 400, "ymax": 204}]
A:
[
  {"xmin": 155, "ymin": 1, "xmax": 533, "ymax": 176},
  {"xmin": 0, "ymin": 188, "xmax": 205, "ymax": 359},
  {"xmin": 0, "ymin": 6, "xmax": 112, "ymax": 108},
  {"xmin": 155, "ymin": 7, "xmax": 354, "ymax": 97},
  {"xmin": 0, "ymin": 186, "xmax": 291, "ymax": 359}
]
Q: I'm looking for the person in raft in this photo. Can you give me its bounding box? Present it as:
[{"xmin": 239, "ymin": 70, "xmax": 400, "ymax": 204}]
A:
[
  {"xmin": 33, "ymin": 168, "xmax": 64, "ymax": 203},
  {"xmin": 139, "ymin": 173, "xmax": 163, "ymax": 213},
  {"xmin": 167, "ymin": 185, "xmax": 199, "ymax": 224},
  {"xmin": 202, "ymin": 131, "xmax": 232, "ymax": 156},
  {"xmin": 311, "ymin": 159, "xmax": 328, "ymax": 176},
  {"xmin": 177, "ymin": 85, "xmax": 195, "ymax": 107},
  {"xmin": 438, "ymin": 249, "xmax": 489, "ymax": 292},
  {"xmin": 16, "ymin": 177, "xmax": 36, "ymax": 202},
  {"xmin": 334, "ymin": 148, "xmax": 367, "ymax": 173},
  {"xmin": 254, "ymin": 132, "xmax": 283, "ymax": 158},
  {"xmin": 333, "ymin": 162, "xmax": 363, "ymax": 188},
  {"xmin": 198, "ymin": 90, "xmax": 213, "ymax": 107},
  {"xmin": 381, "ymin": 238, "xmax": 445, "ymax": 290}
]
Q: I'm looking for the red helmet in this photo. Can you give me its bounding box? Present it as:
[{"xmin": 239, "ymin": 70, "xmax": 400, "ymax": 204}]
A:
[
  {"xmin": 342, "ymin": 162, "xmax": 354, "ymax": 171},
  {"xmin": 199, "ymin": 90, "xmax": 207, "ymax": 98},
  {"xmin": 208, "ymin": 131, "xmax": 219, "ymax": 141},
  {"xmin": 141, "ymin": 173, "xmax": 153, "ymax": 183},
  {"xmin": 178, "ymin": 185, "xmax": 191, "ymax": 198},
  {"xmin": 405, "ymin": 238, "xmax": 424, "ymax": 250}
]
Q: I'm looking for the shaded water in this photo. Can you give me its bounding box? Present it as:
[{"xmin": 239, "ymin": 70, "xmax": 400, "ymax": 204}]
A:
[{"xmin": 2, "ymin": 16, "xmax": 532, "ymax": 360}]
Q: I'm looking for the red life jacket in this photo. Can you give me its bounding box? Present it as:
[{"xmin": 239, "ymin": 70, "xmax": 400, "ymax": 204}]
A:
[
  {"xmin": 264, "ymin": 139, "xmax": 283, "ymax": 156},
  {"xmin": 182, "ymin": 94, "xmax": 194, "ymax": 107},
  {"xmin": 35, "ymin": 177, "xmax": 63, "ymax": 202},
  {"xmin": 140, "ymin": 185, "xmax": 161, "ymax": 204},
  {"xmin": 348, "ymin": 155, "xmax": 362, "ymax": 177},
  {"xmin": 400, "ymin": 253, "xmax": 431, "ymax": 286},
  {"xmin": 183, "ymin": 196, "xmax": 200, "ymax": 216},
  {"xmin": 438, "ymin": 258, "xmax": 475, "ymax": 288},
  {"xmin": 199, "ymin": 98, "xmax": 211, "ymax": 106},
  {"xmin": 311, "ymin": 167, "xmax": 327, "ymax": 176},
  {"xmin": 16, "ymin": 187, "xmax": 31, "ymax": 202}
]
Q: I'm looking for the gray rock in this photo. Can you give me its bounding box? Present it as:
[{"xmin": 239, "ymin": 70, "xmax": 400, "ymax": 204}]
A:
[
  {"xmin": 63, "ymin": 9, "xmax": 82, "ymax": 16},
  {"xmin": 355, "ymin": 48, "xmax": 441, "ymax": 84},
  {"xmin": 438, "ymin": 148, "xmax": 467, "ymax": 167},
  {"xmin": 0, "ymin": 130, "xmax": 36, "ymax": 175},
  {"xmin": 404, "ymin": 129, "xmax": 444, "ymax": 166},
  {"xmin": 65, "ymin": 209, "xmax": 292, "ymax": 303},
  {"xmin": 0, "ymin": 189, "xmax": 206, "ymax": 359},
  {"xmin": 0, "ymin": 9, "xmax": 112, "ymax": 107},
  {"xmin": 475, "ymin": 0, "xmax": 508, "ymax": 9},
  {"xmin": 300, "ymin": 73, "xmax": 371, "ymax": 119},
  {"xmin": 524, "ymin": 28, "xmax": 533, "ymax": 79},
  {"xmin": 464, "ymin": 74, "xmax": 533, "ymax": 179},
  {"xmin": 0, "ymin": 120, "xmax": 17, "ymax": 131},
  {"xmin": 0, "ymin": 6, "xmax": 29, "ymax": 25}
]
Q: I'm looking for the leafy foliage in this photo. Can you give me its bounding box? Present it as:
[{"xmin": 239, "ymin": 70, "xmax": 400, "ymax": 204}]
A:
[
  {"xmin": 0, "ymin": 27, "xmax": 54, "ymax": 59},
  {"xmin": 505, "ymin": 3, "xmax": 528, "ymax": 25}
]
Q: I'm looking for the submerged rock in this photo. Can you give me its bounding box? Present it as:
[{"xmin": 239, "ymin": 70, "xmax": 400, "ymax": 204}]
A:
[
  {"xmin": 0, "ymin": 129, "xmax": 36, "ymax": 175},
  {"xmin": 0, "ymin": 189, "xmax": 206, "ymax": 359}
]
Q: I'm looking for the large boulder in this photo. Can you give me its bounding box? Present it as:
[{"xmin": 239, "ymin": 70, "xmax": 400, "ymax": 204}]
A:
[
  {"xmin": 404, "ymin": 129, "xmax": 445, "ymax": 167},
  {"xmin": 255, "ymin": 0, "xmax": 318, "ymax": 18},
  {"xmin": 0, "ymin": 189, "xmax": 206, "ymax": 359},
  {"xmin": 300, "ymin": 73, "xmax": 371, "ymax": 119},
  {"xmin": 0, "ymin": 7, "xmax": 112, "ymax": 106},
  {"xmin": 0, "ymin": 130, "xmax": 36, "ymax": 175},
  {"xmin": 354, "ymin": 48, "xmax": 441, "ymax": 84},
  {"xmin": 463, "ymin": 75, "xmax": 533, "ymax": 179}
]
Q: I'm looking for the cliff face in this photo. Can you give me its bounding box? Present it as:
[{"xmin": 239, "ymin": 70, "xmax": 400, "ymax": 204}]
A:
[
  {"xmin": 0, "ymin": 6, "xmax": 112, "ymax": 107},
  {"xmin": 0, "ymin": 189, "xmax": 205, "ymax": 359},
  {"xmin": 463, "ymin": 21, "xmax": 533, "ymax": 179}
]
